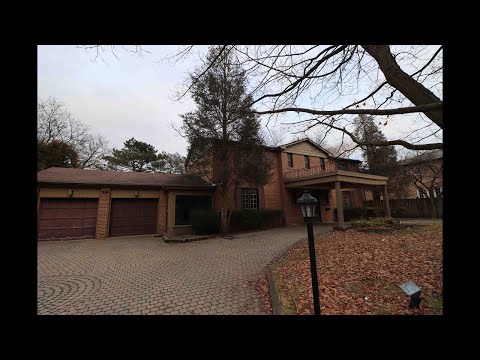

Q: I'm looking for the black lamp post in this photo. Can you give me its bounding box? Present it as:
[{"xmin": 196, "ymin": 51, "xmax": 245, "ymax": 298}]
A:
[{"xmin": 296, "ymin": 190, "xmax": 321, "ymax": 315}]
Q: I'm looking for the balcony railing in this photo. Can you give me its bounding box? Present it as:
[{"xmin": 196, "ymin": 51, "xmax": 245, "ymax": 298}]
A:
[{"xmin": 283, "ymin": 163, "xmax": 351, "ymax": 180}]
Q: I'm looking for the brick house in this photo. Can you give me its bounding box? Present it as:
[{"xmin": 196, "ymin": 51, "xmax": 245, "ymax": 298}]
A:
[
  {"xmin": 187, "ymin": 138, "xmax": 389, "ymax": 225},
  {"xmin": 37, "ymin": 139, "xmax": 389, "ymax": 241},
  {"xmin": 397, "ymin": 150, "xmax": 443, "ymax": 199}
]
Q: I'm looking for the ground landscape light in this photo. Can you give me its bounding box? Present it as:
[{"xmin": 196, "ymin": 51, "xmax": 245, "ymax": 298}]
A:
[{"xmin": 398, "ymin": 280, "xmax": 422, "ymax": 308}]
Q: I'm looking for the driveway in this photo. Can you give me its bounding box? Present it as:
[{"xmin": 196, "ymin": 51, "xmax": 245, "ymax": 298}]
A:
[{"xmin": 38, "ymin": 225, "xmax": 332, "ymax": 315}]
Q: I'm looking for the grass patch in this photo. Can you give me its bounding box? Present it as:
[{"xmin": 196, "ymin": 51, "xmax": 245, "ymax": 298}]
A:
[
  {"xmin": 350, "ymin": 217, "xmax": 396, "ymax": 228},
  {"xmin": 424, "ymin": 296, "xmax": 443, "ymax": 314}
]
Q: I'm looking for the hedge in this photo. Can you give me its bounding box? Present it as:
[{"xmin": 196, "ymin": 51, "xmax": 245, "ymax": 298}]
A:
[{"xmin": 229, "ymin": 209, "xmax": 285, "ymax": 232}]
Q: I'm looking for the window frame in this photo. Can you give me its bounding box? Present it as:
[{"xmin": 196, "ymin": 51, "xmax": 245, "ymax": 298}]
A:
[
  {"xmin": 174, "ymin": 194, "xmax": 213, "ymax": 226},
  {"xmin": 304, "ymin": 155, "xmax": 310, "ymax": 169},
  {"xmin": 287, "ymin": 153, "xmax": 293, "ymax": 168},
  {"xmin": 337, "ymin": 161, "xmax": 348, "ymax": 171},
  {"xmin": 342, "ymin": 191, "xmax": 354, "ymax": 207},
  {"xmin": 320, "ymin": 158, "xmax": 326, "ymax": 171},
  {"xmin": 241, "ymin": 188, "xmax": 259, "ymax": 209}
]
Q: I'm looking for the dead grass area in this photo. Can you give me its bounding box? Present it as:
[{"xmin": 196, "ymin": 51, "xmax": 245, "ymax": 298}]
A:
[{"xmin": 272, "ymin": 224, "xmax": 443, "ymax": 315}]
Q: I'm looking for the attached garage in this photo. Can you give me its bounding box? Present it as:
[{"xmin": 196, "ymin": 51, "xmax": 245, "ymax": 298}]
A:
[
  {"xmin": 38, "ymin": 167, "xmax": 214, "ymax": 240},
  {"xmin": 109, "ymin": 198, "xmax": 158, "ymax": 237},
  {"xmin": 38, "ymin": 198, "xmax": 98, "ymax": 240}
]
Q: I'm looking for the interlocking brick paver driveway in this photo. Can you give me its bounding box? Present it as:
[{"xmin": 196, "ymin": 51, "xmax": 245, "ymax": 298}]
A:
[{"xmin": 38, "ymin": 225, "xmax": 332, "ymax": 315}]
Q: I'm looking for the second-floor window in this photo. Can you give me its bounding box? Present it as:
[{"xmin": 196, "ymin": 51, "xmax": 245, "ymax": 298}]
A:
[
  {"xmin": 287, "ymin": 153, "xmax": 293, "ymax": 167},
  {"xmin": 320, "ymin": 158, "xmax": 326, "ymax": 171},
  {"xmin": 337, "ymin": 161, "xmax": 348, "ymax": 171},
  {"xmin": 304, "ymin": 155, "xmax": 310, "ymax": 169},
  {"xmin": 242, "ymin": 188, "xmax": 259, "ymax": 209}
]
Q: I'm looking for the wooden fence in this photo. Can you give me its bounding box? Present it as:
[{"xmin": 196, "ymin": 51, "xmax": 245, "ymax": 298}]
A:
[{"xmin": 363, "ymin": 198, "xmax": 443, "ymax": 218}]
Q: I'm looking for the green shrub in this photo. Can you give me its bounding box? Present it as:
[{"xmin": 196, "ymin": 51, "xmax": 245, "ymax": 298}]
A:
[
  {"xmin": 391, "ymin": 207, "xmax": 408, "ymax": 218},
  {"xmin": 190, "ymin": 209, "xmax": 219, "ymax": 234},
  {"xmin": 343, "ymin": 207, "xmax": 368, "ymax": 221},
  {"xmin": 350, "ymin": 217, "xmax": 395, "ymax": 228},
  {"xmin": 364, "ymin": 207, "xmax": 386, "ymax": 218},
  {"xmin": 230, "ymin": 209, "xmax": 284, "ymax": 232}
]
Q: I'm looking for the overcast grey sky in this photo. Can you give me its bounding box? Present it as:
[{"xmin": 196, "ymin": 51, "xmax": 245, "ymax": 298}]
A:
[
  {"xmin": 38, "ymin": 45, "xmax": 205, "ymax": 156},
  {"xmin": 38, "ymin": 45, "xmax": 441, "ymax": 160}
]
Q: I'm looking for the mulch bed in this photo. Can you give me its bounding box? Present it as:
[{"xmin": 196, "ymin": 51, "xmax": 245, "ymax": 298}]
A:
[{"xmin": 270, "ymin": 224, "xmax": 443, "ymax": 315}]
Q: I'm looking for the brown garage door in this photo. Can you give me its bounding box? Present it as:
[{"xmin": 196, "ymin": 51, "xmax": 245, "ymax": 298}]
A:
[
  {"xmin": 109, "ymin": 199, "xmax": 158, "ymax": 237},
  {"xmin": 38, "ymin": 198, "xmax": 98, "ymax": 240}
]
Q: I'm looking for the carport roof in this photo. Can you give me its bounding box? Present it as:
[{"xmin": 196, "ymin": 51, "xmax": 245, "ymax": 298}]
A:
[{"xmin": 37, "ymin": 167, "xmax": 214, "ymax": 189}]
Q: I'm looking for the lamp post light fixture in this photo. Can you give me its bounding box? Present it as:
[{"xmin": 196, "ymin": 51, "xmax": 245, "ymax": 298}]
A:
[{"xmin": 296, "ymin": 190, "xmax": 321, "ymax": 315}]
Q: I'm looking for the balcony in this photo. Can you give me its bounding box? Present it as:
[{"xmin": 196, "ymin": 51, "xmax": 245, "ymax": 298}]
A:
[{"xmin": 284, "ymin": 163, "xmax": 352, "ymax": 181}]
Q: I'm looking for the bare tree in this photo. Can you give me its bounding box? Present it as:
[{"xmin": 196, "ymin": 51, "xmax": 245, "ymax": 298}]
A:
[
  {"xmin": 402, "ymin": 150, "xmax": 443, "ymax": 218},
  {"xmin": 262, "ymin": 125, "xmax": 286, "ymax": 146},
  {"xmin": 78, "ymin": 45, "xmax": 443, "ymax": 150},
  {"xmin": 37, "ymin": 97, "xmax": 111, "ymax": 169},
  {"xmin": 311, "ymin": 129, "xmax": 356, "ymax": 157},
  {"xmin": 172, "ymin": 45, "xmax": 443, "ymax": 151}
]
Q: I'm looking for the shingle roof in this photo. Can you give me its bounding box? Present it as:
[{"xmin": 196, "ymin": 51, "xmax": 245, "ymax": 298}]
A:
[
  {"xmin": 37, "ymin": 167, "xmax": 213, "ymax": 188},
  {"xmin": 402, "ymin": 150, "xmax": 443, "ymax": 165}
]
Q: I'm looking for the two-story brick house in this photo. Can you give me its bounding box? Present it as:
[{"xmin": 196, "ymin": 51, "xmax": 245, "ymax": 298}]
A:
[
  {"xmin": 190, "ymin": 138, "xmax": 390, "ymax": 227},
  {"xmin": 37, "ymin": 139, "xmax": 390, "ymax": 241}
]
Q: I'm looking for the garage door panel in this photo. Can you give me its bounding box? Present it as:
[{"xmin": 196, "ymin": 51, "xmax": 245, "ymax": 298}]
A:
[
  {"xmin": 38, "ymin": 198, "xmax": 98, "ymax": 240},
  {"xmin": 41, "ymin": 208, "xmax": 97, "ymax": 219},
  {"xmin": 109, "ymin": 199, "xmax": 158, "ymax": 237}
]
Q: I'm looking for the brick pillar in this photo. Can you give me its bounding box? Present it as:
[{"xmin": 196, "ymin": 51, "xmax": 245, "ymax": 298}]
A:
[
  {"xmin": 158, "ymin": 190, "xmax": 168, "ymax": 234},
  {"xmin": 383, "ymin": 185, "xmax": 391, "ymax": 217},
  {"xmin": 95, "ymin": 188, "xmax": 111, "ymax": 239},
  {"xmin": 335, "ymin": 181, "xmax": 345, "ymax": 227}
]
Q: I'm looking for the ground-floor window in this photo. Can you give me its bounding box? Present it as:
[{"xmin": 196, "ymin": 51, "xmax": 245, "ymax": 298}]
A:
[
  {"xmin": 342, "ymin": 191, "xmax": 354, "ymax": 207},
  {"xmin": 242, "ymin": 188, "xmax": 259, "ymax": 209},
  {"xmin": 175, "ymin": 195, "xmax": 212, "ymax": 226}
]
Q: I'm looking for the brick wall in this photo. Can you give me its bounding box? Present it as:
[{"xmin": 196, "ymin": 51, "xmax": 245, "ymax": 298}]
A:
[
  {"xmin": 95, "ymin": 187, "xmax": 111, "ymax": 239},
  {"xmin": 158, "ymin": 190, "xmax": 168, "ymax": 234},
  {"xmin": 263, "ymin": 151, "xmax": 283, "ymax": 210}
]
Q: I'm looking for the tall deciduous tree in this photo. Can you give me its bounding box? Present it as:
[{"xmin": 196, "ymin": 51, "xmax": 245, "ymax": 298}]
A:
[
  {"xmin": 37, "ymin": 97, "xmax": 110, "ymax": 169},
  {"xmin": 182, "ymin": 46, "xmax": 273, "ymax": 233},
  {"xmin": 354, "ymin": 114, "xmax": 409, "ymax": 199},
  {"xmin": 171, "ymin": 45, "xmax": 443, "ymax": 151}
]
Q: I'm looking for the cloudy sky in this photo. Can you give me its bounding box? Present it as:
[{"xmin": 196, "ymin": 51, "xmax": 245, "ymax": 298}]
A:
[
  {"xmin": 38, "ymin": 45, "xmax": 207, "ymax": 156},
  {"xmin": 38, "ymin": 45, "xmax": 441, "ymax": 160}
]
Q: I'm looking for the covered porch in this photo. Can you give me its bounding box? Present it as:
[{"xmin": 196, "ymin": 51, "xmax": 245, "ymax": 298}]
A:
[{"xmin": 284, "ymin": 169, "xmax": 390, "ymax": 227}]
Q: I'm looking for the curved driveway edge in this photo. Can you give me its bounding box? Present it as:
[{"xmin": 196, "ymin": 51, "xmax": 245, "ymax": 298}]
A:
[{"xmin": 38, "ymin": 224, "xmax": 332, "ymax": 315}]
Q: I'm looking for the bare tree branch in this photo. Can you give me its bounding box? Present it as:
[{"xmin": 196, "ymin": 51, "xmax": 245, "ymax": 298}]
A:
[{"xmin": 255, "ymin": 102, "xmax": 442, "ymax": 117}]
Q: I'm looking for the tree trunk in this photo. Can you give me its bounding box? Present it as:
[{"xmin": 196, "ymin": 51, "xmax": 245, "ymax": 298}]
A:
[
  {"xmin": 219, "ymin": 191, "xmax": 231, "ymax": 233},
  {"xmin": 362, "ymin": 45, "xmax": 443, "ymax": 128}
]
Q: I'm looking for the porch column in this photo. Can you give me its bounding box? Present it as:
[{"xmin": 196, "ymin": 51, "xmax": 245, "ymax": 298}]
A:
[
  {"xmin": 382, "ymin": 185, "xmax": 391, "ymax": 217},
  {"xmin": 335, "ymin": 181, "xmax": 345, "ymax": 227}
]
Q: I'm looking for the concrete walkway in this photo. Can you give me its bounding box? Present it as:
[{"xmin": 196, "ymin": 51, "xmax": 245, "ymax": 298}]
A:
[{"xmin": 37, "ymin": 225, "xmax": 332, "ymax": 315}]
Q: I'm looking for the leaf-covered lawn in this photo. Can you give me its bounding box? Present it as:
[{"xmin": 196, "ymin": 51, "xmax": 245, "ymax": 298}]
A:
[{"xmin": 272, "ymin": 224, "xmax": 442, "ymax": 315}]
